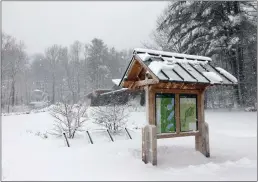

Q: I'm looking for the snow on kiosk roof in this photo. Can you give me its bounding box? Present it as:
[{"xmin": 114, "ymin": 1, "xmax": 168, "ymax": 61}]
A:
[
  {"xmin": 119, "ymin": 48, "xmax": 237, "ymax": 89},
  {"xmin": 118, "ymin": 48, "xmax": 238, "ymax": 166}
]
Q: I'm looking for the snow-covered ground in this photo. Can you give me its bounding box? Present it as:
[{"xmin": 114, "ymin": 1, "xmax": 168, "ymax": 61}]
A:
[{"xmin": 2, "ymin": 108, "xmax": 257, "ymax": 181}]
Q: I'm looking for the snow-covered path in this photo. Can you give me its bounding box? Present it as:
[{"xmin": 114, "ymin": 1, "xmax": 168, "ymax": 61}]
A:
[{"xmin": 2, "ymin": 110, "xmax": 257, "ymax": 181}]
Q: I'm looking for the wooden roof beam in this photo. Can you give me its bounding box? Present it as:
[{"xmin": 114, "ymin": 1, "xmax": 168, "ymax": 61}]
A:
[
  {"xmin": 124, "ymin": 79, "xmax": 158, "ymax": 89},
  {"xmin": 134, "ymin": 55, "xmax": 159, "ymax": 83},
  {"xmin": 127, "ymin": 60, "xmax": 141, "ymax": 80}
]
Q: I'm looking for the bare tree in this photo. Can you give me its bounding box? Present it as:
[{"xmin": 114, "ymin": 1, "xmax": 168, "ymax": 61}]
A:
[
  {"xmin": 82, "ymin": 44, "xmax": 90, "ymax": 96},
  {"xmin": 91, "ymin": 103, "xmax": 129, "ymax": 134},
  {"xmin": 49, "ymin": 100, "xmax": 88, "ymax": 138},
  {"xmin": 45, "ymin": 45, "xmax": 62, "ymax": 104},
  {"xmin": 68, "ymin": 41, "xmax": 83, "ymax": 103},
  {"xmin": 2, "ymin": 33, "xmax": 27, "ymax": 111}
]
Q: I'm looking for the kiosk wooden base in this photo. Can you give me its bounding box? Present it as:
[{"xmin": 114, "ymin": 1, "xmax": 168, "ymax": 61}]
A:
[{"xmin": 142, "ymin": 123, "xmax": 210, "ymax": 166}]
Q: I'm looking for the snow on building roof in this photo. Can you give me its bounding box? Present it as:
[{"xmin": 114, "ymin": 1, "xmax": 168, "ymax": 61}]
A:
[
  {"xmin": 112, "ymin": 79, "xmax": 121, "ymax": 86},
  {"xmin": 100, "ymin": 88, "xmax": 128, "ymax": 96},
  {"xmin": 33, "ymin": 89, "xmax": 42, "ymax": 92},
  {"xmin": 86, "ymin": 89, "xmax": 113, "ymax": 98},
  {"xmin": 120, "ymin": 48, "xmax": 237, "ymax": 86}
]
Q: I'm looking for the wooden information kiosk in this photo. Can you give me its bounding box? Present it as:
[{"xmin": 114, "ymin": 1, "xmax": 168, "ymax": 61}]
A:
[{"xmin": 119, "ymin": 48, "xmax": 237, "ymax": 165}]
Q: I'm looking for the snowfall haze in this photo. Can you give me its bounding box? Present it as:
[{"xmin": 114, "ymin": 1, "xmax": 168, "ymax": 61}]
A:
[
  {"xmin": 1, "ymin": 1, "xmax": 257, "ymax": 181},
  {"xmin": 2, "ymin": 1, "xmax": 168, "ymax": 55}
]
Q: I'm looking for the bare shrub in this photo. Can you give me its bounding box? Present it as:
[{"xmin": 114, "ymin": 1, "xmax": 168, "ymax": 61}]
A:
[
  {"xmin": 49, "ymin": 101, "xmax": 88, "ymax": 139},
  {"xmin": 34, "ymin": 131, "xmax": 48, "ymax": 139},
  {"xmin": 90, "ymin": 103, "xmax": 129, "ymax": 134}
]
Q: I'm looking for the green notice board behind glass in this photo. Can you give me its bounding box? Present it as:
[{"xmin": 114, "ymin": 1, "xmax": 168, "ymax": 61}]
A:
[
  {"xmin": 179, "ymin": 94, "xmax": 198, "ymax": 132},
  {"xmin": 155, "ymin": 93, "xmax": 176, "ymax": 134}
]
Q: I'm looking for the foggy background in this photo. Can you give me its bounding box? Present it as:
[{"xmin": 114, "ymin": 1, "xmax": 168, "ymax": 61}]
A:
[
  {"xmin": 1, "ymin": 1, "xmax": 257, "ymax": 113},
  {"xmin": 3, "ymin": 1, "xmax": 168, "ymax": 55}
]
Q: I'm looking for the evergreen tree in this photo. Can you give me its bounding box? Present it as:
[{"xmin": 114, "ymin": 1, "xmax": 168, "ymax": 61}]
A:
[
  {"xmin": 156, "ymin": 1, "xmax": 257, "ymax": 107},
  {"xmin": 86, "ymin": 38, "xmax": 110, "ymax": 90}
]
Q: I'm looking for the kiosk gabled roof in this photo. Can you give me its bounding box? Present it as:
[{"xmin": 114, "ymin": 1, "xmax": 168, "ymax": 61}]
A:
[{"xmin": 119, "ymin": 48, "xmax": 237, "ymax": 88}]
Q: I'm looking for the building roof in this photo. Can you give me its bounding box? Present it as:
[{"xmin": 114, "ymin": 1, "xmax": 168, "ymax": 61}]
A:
[
  {"xmin": 85, "ymin": 89, "xmax": 112, "ymax": 98},
  {"xmin": 33, "ymin": 89, "xmax": 43, "ymax": 92},
  {"xmin": 119, "ymin": 48, "xmax": 237, "ymax": 87},
  {"xmin": 100, "ymin": 88, "xmax": 128, "ymax": 96},
  {"xmin": 111, "ymin": 79, "xmax": 121, "ymax": 86}
]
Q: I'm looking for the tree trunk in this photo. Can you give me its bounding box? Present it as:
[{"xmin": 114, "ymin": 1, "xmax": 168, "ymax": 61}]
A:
[
  {"xmin": 72, "ymin": 91, "xmax": 76, "ymax": 104},
  {"xmin": 77, "ymin": 76, "xmax": 80, "ymax": 102},
  {"xmin": 11, "ymin": 78, "xmax": 15, "ymax": 107},
  {"xmin": 237, "ymin": 46, "xmax": 245, "ymax": 107},
  {"xmin": 235, "ymin": 45, "xmax": 244, "ymax": 107},
  {"xmin": 52, "ymin": 74, "xmax": 56, "ymax": 104},
  {"xmin": 25, "ymin": 77, "xmax": 29, "ymax": 105},
  {"xmin": 229, "ymin": 50, "xmax": 241, "ymax": 107}
]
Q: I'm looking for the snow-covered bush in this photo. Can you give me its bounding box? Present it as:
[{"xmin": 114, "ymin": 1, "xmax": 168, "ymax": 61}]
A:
[
  {"xmin": 126, "ymin": 94, "xmax": 145, "ymax": 112},
  {"xmin": 245, "ymin": 107, "xmax": 257, "ymax": 112},
  {"xmin": 49, "ymin": 102, "xmax": 88, "ymax": 139},
  {"xmin": 34, "ymin": 131, "xmax": 48, "ymax": 139},
  {"xmin": 90, "ymin": 104, "xmax": 129, "ymax": 134}
]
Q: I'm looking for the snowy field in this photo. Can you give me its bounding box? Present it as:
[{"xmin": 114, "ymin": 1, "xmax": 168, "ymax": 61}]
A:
[{"xmin": 2, "ymin": 108, "xmax": 257, "ymax": 181}]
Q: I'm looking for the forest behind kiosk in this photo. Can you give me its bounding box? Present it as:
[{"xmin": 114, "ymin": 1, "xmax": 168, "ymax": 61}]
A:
[{"xmin": 2, "ymin": 2, "xmax": 256, "ymax": 113}]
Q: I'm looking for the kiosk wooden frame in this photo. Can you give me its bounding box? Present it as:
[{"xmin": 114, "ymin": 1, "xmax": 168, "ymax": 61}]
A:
[{"xmin": 119, "ymin": 48, "xmax": 237, "ymax": 165}]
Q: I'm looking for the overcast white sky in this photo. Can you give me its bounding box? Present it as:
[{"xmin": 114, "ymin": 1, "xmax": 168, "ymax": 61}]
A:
[{"xmin": 2, "ymin": 1, "xmax": 168, "ymax": 56}]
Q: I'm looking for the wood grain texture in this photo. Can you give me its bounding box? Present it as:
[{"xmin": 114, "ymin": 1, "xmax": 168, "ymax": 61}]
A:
[
  {"xmin": 204, "ymin": 122, "xmax": 210, "ymax": 157},
  {"xmin": 195, "ymin": 90, "xmax": 210, "ymax": 158},
  {"xmin": 152, "ymin": 88, "xmax": 201, "ymax": 94},
  {"xmin": 157, "ymin": 131, "xmax": 200, "ymax": 139},
  {"xmin": 175, "ymin": 94, "xmax": 180, "ymax": 134},
  {"xmin": 152, "ymin": 82, "xmax": 209, "ymax": 90},
  {"xmin": 134, "ymin": 56, "xmax": 159, "ymax": 82},
  {"xmin": 150, "ymin": 125, "xmax": 157, "ymax": 166},
  {"xmin": 195, "ymin": 91, "xmax": 204, "ymax": 151}
]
